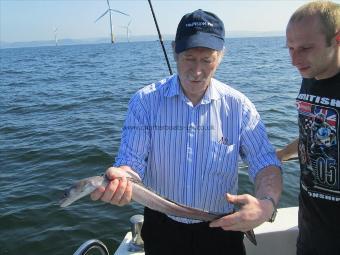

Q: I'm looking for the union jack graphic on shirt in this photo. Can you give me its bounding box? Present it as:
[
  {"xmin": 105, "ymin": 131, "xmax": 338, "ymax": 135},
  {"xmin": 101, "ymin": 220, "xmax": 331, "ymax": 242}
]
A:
[
  {"xmin": 297, "ymin": 99, "xmax": 340, "ymax": 198},
  {"xmin": 313, "ymin": 106, "xmax": 337, "ymax": 127}
]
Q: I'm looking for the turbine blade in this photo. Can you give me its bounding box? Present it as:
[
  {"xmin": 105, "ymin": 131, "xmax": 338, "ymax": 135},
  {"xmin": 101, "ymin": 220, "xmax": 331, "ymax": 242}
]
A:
[
  {"xmin": 95, "ymin": 9, "xmax": 109, "ymax": 22},
  {"xmin": 128, "ymin": 19, "xmax": 132, "ymax": 26},
  {"xmin": 106, "ymin": 0, "xmax": 111, "ymax": 9},
  {"xmin": 110, "ymin": 9, "xmax": 129, "ymax": 16}
]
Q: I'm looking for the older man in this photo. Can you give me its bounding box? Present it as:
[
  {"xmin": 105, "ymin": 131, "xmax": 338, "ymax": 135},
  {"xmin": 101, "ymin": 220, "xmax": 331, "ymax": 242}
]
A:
[{"xmin": 92, "ymin": 9, "xmax": 282, "ymax": 255}]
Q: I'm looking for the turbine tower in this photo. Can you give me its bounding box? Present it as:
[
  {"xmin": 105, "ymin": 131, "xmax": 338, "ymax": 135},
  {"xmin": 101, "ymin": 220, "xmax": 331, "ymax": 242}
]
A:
[
  {"xmin": 120, "ymin": 19, "xmax": 132, "ymax": 42},
  {"xmin": 95, "ymin": 0, "xmax": 129, "ymax": 44},
  {"xmin": 53, "ymin": 27, "xmax": 58, "ymax": 46}
]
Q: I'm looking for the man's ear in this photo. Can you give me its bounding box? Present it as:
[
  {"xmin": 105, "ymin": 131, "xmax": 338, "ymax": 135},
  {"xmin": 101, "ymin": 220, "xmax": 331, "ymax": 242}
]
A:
[
  {"xmin": 217, "ymin": 48, "xmax": 226, "ymax": 64},
  {"xmin": 172, "ymin": 41, "xmax": 178, "ymax": 62},
  {"xmin": 171, "ymin": 41, "xmax": 176, "ymax": 50}
]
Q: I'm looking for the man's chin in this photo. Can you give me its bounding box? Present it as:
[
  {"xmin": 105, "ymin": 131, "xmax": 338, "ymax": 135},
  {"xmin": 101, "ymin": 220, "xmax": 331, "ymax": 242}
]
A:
[
  {"xmin": 299, "ymin": 71, "xmax": 314, "ymax": 79},
  {"xmin": 301, "ymin": 74, "xmax": 312, "ymax": 78},
  {"xmin": 298, "ymin": 67, "xmax": 314, "ymax": 78}
]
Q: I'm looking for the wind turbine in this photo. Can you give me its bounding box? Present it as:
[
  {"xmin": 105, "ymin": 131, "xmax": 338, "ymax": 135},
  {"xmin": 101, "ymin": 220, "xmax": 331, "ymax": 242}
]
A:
[
  {"xmin": 95, "ymin": 0, "xmax": 129, "ymax": 44},
  {"xmin": 120, "ymin": 19, "xmax": 132, "ymax": 42},
  {"xmin": 53, "ymin": 27, "xmax": 58, "ymax": 46}
]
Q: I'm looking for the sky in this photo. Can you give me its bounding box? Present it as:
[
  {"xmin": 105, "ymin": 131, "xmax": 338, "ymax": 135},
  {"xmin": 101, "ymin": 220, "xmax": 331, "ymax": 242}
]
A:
[{"xmin": 1, "ymin": 0, "xmax": 336, "ymax": 43}]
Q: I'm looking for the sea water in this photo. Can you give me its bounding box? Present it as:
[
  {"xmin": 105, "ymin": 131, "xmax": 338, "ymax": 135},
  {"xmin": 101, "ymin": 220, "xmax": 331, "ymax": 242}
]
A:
[{"xmin": 0, "ymin": 37, "xmax": 300, "ymax": 254}]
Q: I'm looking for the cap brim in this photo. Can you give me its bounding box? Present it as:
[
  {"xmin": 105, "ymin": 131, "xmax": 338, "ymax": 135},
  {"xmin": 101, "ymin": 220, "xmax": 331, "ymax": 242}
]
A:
[{"xmin": 175, "ymin": 33, "xmax": 225, "ymax": 53}]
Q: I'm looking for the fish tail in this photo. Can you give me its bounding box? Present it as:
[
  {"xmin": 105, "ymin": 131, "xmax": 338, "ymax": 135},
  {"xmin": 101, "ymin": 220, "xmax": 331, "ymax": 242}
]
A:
[{"xmin": 245, "ymin": 229, "xmax": 257, "ymax": 246}]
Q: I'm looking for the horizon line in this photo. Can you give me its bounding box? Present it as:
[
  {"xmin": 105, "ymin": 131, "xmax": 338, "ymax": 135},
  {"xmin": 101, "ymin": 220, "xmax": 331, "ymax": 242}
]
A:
[{"xmin": 1, "ymin": 30, "xmax": 285, "ymax": 44}]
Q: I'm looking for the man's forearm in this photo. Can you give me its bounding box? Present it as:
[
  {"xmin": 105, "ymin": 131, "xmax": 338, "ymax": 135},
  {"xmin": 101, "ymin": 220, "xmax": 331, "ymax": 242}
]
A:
[
  {"xmin": 277, "ymin": 138, "xmax": 299, "ymax": 162},
  {"xmin": 254, "ymin": 166, "xmax": 282, "ymax": 205}
]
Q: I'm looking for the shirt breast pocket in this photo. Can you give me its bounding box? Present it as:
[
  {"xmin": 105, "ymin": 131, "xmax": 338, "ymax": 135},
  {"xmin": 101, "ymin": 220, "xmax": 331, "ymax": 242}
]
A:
[{"xmin": 204, "ymin": 142, "xmax": 237, "ymax": 178}]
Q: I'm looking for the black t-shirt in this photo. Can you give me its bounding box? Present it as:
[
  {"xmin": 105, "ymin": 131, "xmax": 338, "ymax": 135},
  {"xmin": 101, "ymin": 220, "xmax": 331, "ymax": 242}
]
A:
[{"xmin": 296, "ymin": 72, "xmax": 340, "ymax": 252}]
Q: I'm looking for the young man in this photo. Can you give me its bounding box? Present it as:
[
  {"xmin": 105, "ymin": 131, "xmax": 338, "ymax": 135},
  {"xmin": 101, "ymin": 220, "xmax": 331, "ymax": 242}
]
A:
[
  {"xmin": 277, "ymin": 1, "xmax": 340, "ymax": 254},
  {"xmin": 92, "ymin": 9, "xmax": 282, "ymax": 254}
]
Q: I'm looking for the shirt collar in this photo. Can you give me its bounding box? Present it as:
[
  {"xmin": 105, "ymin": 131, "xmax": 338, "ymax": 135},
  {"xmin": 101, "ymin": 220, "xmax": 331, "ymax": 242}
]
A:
[
  {"xmin": 201, "ymin": 78, "xmax": 222, "ymax": 104},
  {"xmin": 164, "ymin": 75, "xmax": 181, "ymax": 98},
  {"xmin": 164, "ymin": 75, "xmax": 223, "ymax": 104}
]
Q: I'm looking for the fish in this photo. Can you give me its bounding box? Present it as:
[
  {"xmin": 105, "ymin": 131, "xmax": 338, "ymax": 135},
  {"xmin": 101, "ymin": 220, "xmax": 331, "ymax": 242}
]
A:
[{"xmin": 60, "ymin": 175, "xmax": 257, "ymax": 245}]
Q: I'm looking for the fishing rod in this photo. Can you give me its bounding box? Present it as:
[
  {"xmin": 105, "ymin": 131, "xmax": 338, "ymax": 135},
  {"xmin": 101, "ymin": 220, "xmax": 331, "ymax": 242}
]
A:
[{"xmin": 147, "ymin": 0, "xmax": 173, "ymax": 75}]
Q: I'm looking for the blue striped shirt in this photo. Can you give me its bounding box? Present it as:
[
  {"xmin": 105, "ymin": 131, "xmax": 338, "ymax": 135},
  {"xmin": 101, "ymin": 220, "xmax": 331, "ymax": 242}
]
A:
[{"xmin": 115, "ymin": 74, "xmax": 281, "ymax": 223}]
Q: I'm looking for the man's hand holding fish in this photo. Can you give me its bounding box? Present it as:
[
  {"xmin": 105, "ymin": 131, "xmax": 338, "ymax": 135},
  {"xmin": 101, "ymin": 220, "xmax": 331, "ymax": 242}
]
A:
[{"xmin": 90, "ymin": 166, "xmax": 140, "ymax": 206}]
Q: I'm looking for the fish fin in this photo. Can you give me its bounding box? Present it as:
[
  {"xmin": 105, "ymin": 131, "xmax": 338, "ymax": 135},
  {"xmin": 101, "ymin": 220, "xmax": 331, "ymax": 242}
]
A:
[
  {"xmin": 102, "ymin": 173, "xmax": 140, "ymax": 184},
  {"xmin": 126, "ymin": 176, "xmax": 142, "ymax": 184}
]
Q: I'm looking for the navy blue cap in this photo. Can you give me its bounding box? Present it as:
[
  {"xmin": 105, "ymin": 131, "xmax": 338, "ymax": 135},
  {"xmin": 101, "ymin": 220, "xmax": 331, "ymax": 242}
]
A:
[{"xmin": 175, "ymin": 9, "xmax": 225, "ymax": 53}]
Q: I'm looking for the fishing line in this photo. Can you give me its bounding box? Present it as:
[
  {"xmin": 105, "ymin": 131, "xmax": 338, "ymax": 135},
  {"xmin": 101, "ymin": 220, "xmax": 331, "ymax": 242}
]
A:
[{"xmin": 147, "ymin": 0, "xmax": 173, "ymax": 75}]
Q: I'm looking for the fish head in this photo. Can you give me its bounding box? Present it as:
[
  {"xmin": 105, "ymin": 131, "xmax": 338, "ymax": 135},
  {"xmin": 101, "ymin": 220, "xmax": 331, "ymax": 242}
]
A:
[
  {"xmin": 59, "ymin": 187, "xmax": 75, "ymax": 207},
  {"xmin": 59, "ymin": 179, "xmax": 96, "ymax": 207}
]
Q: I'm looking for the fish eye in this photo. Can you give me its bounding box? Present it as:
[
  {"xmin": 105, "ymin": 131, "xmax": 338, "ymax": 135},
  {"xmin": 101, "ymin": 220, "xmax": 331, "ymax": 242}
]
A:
[{"xmin": 63, "ymin": 190, "xmax": 69, "ymax": 198}]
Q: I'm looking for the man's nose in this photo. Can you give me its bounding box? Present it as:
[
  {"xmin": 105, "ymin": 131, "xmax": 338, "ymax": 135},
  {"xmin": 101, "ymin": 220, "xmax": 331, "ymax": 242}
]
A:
[
  {"xmin": 290, "ymin": 50, "xmax": 300, "ymax": 66},
  {"xmin": 192, "ymin": 62, "xmax": 203, "ymax": 76}
]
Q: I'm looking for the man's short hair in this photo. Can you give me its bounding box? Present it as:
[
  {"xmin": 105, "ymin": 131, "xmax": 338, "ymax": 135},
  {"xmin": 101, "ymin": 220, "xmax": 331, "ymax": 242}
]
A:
[{"xmin": 288, "ymin": 1, "xmax": 340, "ymax": 45}]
